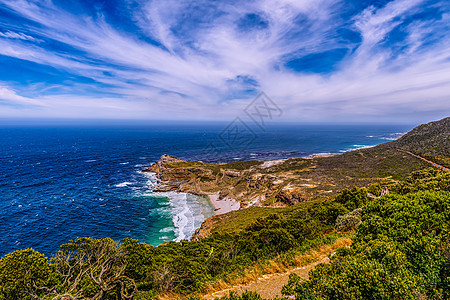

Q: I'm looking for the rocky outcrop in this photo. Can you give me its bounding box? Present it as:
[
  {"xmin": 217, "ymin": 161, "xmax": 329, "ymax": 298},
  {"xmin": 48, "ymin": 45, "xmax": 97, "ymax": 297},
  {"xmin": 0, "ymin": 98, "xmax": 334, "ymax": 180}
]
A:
[
  {"xmin": 275, "ymin": 187, "xmax": 307, "ymax": 205},
  {"xmin": 191, "ymin": 217, "xmax": 217, "ymax": 241},
  {"xmin": 143, "ymin": 155, "xmax": 322, "ymax": 208},
  {"xmin": 143, "ymin": 154, "xmax": 214, "ymax": 194}
]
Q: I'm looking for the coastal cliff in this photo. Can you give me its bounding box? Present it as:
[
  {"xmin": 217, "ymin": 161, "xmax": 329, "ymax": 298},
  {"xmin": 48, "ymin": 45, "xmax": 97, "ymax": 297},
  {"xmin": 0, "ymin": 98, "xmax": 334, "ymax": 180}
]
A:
[
  {"xmin": 143, "ymin": 154, "xmax": 314, "ymax": 209},
  {"xmin": 144, "ymin": 117, "xmax": 450, "ymax": 240},
  {"xmin": 144, "ymin": 146, "xmax": 430, "ymax": 210}
]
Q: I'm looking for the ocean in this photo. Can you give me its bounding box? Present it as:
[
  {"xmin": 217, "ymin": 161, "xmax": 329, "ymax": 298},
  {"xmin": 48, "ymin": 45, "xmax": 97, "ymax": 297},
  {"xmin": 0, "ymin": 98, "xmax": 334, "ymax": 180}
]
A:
[{"xmin": 0, "ymin": 122, "xmax": 412, "ymax": 257}]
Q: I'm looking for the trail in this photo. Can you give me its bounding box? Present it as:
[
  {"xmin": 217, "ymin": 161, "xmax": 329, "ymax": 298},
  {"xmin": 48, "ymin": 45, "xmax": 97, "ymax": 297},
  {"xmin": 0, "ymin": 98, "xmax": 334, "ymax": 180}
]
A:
[
  {"xmin": 404, "ymin": 151, "xmax": 450, "ymax": 171},
  {"xmin": 206, "ymin": 256, "xmax": 330, "ymax": 299},
  {"xmin": 203, "ymin": 238, "xmax": 352, "ymax": 299}
]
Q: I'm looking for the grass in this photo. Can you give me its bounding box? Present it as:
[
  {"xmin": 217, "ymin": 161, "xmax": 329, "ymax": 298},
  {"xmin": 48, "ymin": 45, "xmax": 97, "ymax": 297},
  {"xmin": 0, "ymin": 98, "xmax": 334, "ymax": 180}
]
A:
[
  {"xmin": 208, "ymin": 199, "xmax": 326, "ymax": 236},
  {"xmin": 201, "ymin": 234, "xmax": 354, "ymax": 297}
]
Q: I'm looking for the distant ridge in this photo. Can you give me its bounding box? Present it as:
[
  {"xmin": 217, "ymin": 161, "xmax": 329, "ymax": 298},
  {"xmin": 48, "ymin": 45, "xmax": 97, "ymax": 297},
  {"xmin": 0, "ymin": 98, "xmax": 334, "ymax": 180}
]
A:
[{"xmin": 389, "ymin": 116, "xmax": 450, "ymax": 157}]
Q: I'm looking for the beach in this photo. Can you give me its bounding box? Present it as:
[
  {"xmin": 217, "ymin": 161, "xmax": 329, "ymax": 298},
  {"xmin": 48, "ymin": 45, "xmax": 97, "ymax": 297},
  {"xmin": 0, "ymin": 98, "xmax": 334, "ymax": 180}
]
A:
[{"xmin": 207, "ymin": 193, "xmax": 240, "ymax": 215}]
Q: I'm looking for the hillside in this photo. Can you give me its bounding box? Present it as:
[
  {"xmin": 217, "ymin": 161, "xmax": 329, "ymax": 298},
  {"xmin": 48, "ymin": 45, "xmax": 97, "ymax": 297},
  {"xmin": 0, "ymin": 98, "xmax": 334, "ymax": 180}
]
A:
[
  {"xmin": 389, "ymin": 116, "xmax": 450, "ymax": 155},
  {"xmin": 386, "ymin": 116, "xmax": 450, "ymax": 167},
  {"xmin": 145, "ymin": 121, "xmax": 450, "ymax": 209}
]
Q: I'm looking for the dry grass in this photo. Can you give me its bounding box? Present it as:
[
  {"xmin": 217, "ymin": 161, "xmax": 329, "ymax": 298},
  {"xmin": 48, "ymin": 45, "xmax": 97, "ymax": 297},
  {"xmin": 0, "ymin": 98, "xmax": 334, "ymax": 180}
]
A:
[{"xmin": 200, "ymin": 236, "xmax": 353, "ymax": 298}]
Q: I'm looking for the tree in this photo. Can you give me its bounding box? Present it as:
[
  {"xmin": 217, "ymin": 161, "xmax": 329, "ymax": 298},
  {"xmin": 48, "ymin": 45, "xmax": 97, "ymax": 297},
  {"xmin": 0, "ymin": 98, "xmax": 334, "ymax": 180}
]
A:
[
  {"xmin": 0, "ymin": 249, "xmax": 54, "ymax": 300},
  {"xmin": 47, "ymin": 237, "xmax": 137, "ymax": 299}
]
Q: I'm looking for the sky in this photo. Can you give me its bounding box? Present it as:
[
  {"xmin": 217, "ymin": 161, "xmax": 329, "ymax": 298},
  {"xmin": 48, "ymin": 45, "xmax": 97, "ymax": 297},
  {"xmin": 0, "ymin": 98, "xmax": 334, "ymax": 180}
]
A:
[{"xmin": 0, "ymin": 0, "xmax": 449, "ymax": 123}]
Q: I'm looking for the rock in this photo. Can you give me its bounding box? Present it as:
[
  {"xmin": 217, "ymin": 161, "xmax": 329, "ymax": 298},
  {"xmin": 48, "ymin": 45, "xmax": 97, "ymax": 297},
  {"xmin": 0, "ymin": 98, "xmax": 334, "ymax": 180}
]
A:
[
  {"xmin": 191, "ymin": 216, "xmax": 217, "ymax": 241},
  {"xmin": 142, "ymin": 155, "xmax": 214, "ymax": 195},
  {"xmin": 275, "ymin": 188, "xmax": 306, "ymax": 205},
  {"xmin": 223, "ymin": 169, "xmax": 241, "ymax": 177}
]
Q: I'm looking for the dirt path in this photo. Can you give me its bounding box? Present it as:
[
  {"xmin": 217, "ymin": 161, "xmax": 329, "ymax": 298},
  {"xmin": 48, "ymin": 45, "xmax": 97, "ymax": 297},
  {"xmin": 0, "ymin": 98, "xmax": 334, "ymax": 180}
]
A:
[
  {"xmin": 404, "ymin": 151, "xmax": 450, "ymax": 171},
  {"xmin": 206, "ymin": 256, "xmax": 330, "ymax": 299}
]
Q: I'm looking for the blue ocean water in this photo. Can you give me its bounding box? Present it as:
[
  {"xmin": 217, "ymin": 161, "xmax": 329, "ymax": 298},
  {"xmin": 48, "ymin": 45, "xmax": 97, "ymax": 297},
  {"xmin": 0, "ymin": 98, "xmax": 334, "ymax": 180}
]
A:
[{"xmin": 0, "ymin": 122, "xmax": 412, "ymax": 257}]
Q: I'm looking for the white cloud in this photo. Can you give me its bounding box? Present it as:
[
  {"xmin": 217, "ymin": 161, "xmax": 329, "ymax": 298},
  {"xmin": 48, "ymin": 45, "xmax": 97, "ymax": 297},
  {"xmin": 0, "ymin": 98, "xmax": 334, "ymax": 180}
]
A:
[
  {"xmin": 0, "ymin": 0, "xmax": 448, "ymax": 123},
  {"xmin": 0, "ymin": 30, "xmax": 37, "ymax": 41}
]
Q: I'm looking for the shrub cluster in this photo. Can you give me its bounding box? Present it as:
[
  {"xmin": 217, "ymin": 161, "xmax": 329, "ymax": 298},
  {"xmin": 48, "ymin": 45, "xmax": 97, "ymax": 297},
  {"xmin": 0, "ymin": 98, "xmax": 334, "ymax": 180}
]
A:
[
  {"xmin": 283, "ymin": 190, "xmax": 450, "ymax": 299},
  {"xmin": 391, "ymin": 168, "xmax": 450, "ymax": 194},
  {"xmin": 334, "ymin": 208, "xmax": 362, "ymax": 232}
]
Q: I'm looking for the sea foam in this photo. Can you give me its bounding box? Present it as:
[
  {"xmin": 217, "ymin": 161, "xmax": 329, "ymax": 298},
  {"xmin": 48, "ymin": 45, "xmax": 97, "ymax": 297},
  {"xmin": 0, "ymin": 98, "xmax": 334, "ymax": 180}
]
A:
[
  {"xmin": 142, "ymin": 172, "xmax": 214, "ymax": 242},
  {"xmin": 115, "ymin": 182, "xmax": 133, "ymax": 187}
]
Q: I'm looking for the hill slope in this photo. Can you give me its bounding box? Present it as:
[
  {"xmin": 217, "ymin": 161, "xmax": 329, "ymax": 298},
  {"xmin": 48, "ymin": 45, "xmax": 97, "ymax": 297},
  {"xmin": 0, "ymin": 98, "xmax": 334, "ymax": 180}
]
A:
[
  {"xmin": 386, "ymin": 116, "xmax": 450, "ymax": 167},
  {"xmin": 390, "ymin": 117, "xmax": 450, "ymax": 155}
]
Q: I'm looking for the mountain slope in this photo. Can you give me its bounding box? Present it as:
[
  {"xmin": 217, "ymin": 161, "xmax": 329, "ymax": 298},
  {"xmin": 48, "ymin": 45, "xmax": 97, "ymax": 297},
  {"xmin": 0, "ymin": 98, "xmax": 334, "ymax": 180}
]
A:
[
  {"xmin": 390, "ymin": 117, "xmax": 450, "ymax": 155},
  {"xmin": 387, "ymin": 117, "xmax": 450, "ymax": 167}
]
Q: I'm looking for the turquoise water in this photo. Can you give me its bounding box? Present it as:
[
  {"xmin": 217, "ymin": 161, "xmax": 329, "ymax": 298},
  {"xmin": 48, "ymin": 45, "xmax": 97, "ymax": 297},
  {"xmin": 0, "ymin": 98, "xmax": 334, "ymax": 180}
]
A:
[{"xmin": 0, "ymin": 122, "xmax": 412, "ymax": 256}]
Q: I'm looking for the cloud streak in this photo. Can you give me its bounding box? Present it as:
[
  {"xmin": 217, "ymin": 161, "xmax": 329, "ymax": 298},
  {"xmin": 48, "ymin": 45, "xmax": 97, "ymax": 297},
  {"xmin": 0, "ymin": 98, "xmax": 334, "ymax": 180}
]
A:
[{"xmin": 0, "ymin": 0, "xmax": 449, "ymax": 123}]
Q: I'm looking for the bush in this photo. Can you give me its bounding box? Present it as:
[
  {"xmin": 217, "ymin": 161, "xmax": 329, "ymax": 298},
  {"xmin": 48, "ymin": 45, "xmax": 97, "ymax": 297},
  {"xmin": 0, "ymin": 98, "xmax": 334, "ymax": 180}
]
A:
[
  {"xmin": 335, "ymin": 208, "xmax": 362, "ymax": 232},
  {"xmin": 283, "ymin": 191, "xmax": 450, "ymax": 299},
  {"xmin": 0, "ymin": 249, "xmax": 54, "ymax": 300},
  {"xmin": 312, "ymin": 200, "xmax": 349, "ymax": 225},
  {"xmin": 335, "ymin": 187, "xmax": 369, "ymax": 211}
]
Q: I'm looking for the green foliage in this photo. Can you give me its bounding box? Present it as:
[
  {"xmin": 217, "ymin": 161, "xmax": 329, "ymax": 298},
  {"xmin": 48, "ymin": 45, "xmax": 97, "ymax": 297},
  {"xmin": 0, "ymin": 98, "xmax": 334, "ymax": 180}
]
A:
[
  {"xmin": 121, "ymin": 206, "xmax": 340, "ymax": 295},
  {"xmin": 367, "ymin": 182, "xmax": 383, "ymax": 197},
  {"xmin": 335, "ymin": 187, "xmax": 369, "ymax": 211},
  {"xmin": 313, "ymin": 200, "xmax": 349, "ymax": 225},
  {"xmin": 391, "ymin": 116, "xmax": 450, "ymax": 158},
  {"xmin": 49, "ymin": 237, "xmax": 136, "ymax": 299},
  {"xmin": 0, "ymin": 198, "xmax": 348, "ymax": 298},
  {"xmin": 216, "ymin": 291, "xmax": 264, "ymax": 300},
  {"xmin": 0, "ymin": 249, "xmax": 54, "ymax": 300},
  {"xmin": 391, "ymin": 168, "xmax": 450, "ymax": 194},
  {"xmin": 283, "ymin": 191, "xmax": 450, "ymax": 299},
  {"xmin": 335, "ymin": 208, "xmax": 362, "ymax": 232}
]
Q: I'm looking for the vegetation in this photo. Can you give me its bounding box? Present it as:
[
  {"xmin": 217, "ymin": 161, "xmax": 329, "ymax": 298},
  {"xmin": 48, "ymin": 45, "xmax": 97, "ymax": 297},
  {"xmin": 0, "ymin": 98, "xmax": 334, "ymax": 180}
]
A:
[
  {"xmin": 0, "ymin": 238, "xmax": 136, "ymax": 300},
  {"xmin": 390, "ymin": 116, "xmax": 450, "ymax": 158},
  {"xmin": 283, "ymin": 190, "xmax": 450, "ymax": 299},
  {"xmin": 335, "ymin": 208, "xmax": 362, "ymax": 232},
  {"xmin": 2, "ymin": 169, "xmax": 450, "ymax": 299},
  {"xmin": 390, "ymin": 167, "xmax": 450, "ymax": 194}
]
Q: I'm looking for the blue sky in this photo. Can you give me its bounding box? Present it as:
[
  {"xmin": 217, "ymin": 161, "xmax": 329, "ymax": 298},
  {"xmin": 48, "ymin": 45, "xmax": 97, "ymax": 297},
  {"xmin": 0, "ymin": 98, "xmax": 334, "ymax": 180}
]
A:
[{"xmin": 0, "ymin": 0, "xmax": 449, "ymax": 123}]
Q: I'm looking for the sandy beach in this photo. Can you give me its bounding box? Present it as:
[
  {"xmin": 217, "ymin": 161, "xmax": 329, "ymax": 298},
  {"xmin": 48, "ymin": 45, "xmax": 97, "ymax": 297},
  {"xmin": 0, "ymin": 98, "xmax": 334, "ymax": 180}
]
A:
[{"xmin": 207, "ymin": 193, "xmax": 240, "ymax": 215}]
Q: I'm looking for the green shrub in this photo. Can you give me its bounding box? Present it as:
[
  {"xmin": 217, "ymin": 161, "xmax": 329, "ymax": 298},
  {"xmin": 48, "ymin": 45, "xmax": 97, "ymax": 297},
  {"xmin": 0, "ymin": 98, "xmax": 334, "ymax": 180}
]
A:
[
  {"xmin": 312, "ymin": 200, "xmax": 349, "ymax": 225},
  {"xmin": 0, "ymin": 249, "xmax": 54, "ymax": 300},
  {"xmin": 335, "ymin": 187, "xmax": 369, "ymax": 211},
  {"xmin": 283, "ymin": 191, "xmax": 450, "ymax": 299},
  {"xmin": 335, "ymin": 208, "xmax": 362, "ymax": 232}
]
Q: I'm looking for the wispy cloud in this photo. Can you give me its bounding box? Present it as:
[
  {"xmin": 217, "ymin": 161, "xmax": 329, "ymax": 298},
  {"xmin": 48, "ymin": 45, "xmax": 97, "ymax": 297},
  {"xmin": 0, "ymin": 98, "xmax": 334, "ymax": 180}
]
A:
[
  {"xmin": 0, "ymin": 30, "xmax": 38, "ymax": 41},
  {"xmin": 0, "ymin": 0, "xmax": 449, "ymax": 123}
]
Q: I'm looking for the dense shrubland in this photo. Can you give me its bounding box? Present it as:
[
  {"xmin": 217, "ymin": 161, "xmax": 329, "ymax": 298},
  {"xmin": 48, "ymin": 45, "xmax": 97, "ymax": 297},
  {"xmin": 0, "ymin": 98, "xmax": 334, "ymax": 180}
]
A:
[{"xmin": 282, "ymin": 190, "xmax": 450, "ymax": 299}]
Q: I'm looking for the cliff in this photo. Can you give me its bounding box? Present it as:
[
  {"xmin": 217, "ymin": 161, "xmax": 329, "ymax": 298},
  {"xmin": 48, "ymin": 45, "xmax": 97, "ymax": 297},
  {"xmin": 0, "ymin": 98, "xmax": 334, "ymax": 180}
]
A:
[{"xmin": 144, "ymin": 117, "xmax": 450, "ymax": 240}]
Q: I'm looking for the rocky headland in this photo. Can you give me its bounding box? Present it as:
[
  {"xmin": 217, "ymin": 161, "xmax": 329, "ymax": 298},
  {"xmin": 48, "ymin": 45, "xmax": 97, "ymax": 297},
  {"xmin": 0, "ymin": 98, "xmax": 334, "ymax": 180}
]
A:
[{"xmin": 143, "ymin": 117, "xmax": 450, "ymax": 239}]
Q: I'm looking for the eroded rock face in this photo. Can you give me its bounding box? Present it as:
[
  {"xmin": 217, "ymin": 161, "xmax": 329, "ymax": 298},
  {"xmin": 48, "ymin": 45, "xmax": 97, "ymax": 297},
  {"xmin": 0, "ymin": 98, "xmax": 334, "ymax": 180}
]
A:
[
  {"xmin": 143, "ymin": 155, "xmax": 321, "ymax": 211},
  {"xmin": 191, "ymin": 217, "xmax": 217, "ymax": 241},
  {"xmin": 143, "ymin": 154, "xmax": 214, "ymax": 195},
  {"xmin": 275, "ymin": 188, "xmax": 306, "ymax": 205}
]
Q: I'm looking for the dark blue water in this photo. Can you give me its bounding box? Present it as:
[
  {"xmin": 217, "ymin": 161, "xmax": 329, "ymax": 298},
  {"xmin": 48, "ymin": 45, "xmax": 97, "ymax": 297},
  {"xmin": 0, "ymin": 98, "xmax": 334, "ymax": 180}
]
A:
[{"xmin": 0, "ymin": 122, "xmax": 412, "ymax": 257}]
